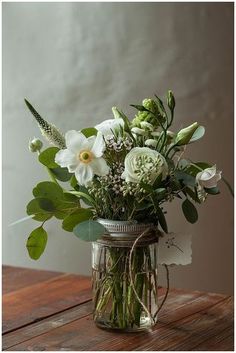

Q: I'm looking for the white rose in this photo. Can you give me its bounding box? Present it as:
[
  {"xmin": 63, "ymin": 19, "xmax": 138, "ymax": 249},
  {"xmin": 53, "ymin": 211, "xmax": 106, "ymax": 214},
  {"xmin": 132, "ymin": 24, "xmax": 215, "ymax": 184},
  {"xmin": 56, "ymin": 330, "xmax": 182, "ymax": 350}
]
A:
[
  {"xmin": 121, "ymin": 147, "xmax": 168, "ymax": 184},
  {"xmin": 95, "ymin": 118, "xmax": 124, "ymax": 139},
  {"xmin": 196, "ymin": 165, "xmax": 222, "ymax": 189}
]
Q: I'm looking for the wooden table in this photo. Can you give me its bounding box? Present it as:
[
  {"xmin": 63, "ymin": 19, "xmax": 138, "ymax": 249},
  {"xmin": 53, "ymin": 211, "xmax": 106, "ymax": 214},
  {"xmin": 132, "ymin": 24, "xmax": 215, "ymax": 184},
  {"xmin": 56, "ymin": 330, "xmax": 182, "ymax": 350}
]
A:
[{"xmin": 2, "ymin": 266, "xmax": 234, "ymax": 351}]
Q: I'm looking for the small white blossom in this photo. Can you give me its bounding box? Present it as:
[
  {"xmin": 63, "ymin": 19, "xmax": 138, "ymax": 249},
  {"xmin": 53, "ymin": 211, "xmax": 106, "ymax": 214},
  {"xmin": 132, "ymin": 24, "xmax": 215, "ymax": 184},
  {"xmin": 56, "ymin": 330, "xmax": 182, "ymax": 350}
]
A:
[
  {"xmin": 145, "ymin": 139, "xmax": 158, "ymax": 148},
  {"xmin": 131, "ymin": 127, "xmax": 147, "ymax": 136}
]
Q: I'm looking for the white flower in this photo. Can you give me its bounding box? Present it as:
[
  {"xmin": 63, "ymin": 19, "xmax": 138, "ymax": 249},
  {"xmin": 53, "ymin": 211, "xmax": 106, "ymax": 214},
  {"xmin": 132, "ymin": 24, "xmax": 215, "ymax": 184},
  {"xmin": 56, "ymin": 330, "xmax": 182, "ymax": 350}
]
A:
[
  {"xmin": 55, "ymin": 130, "xmax": 109, "ymax": 186},
  {"xmin": 196, "ymin": 165, "xmax": 222, "ymax": 189},
  {"xmin": 95, "ymin": 118, "xmax": 124, "ymax": 139},
  {"xmin": 121, "ymin": 147, "xmax": 168, "ymax": 184}
]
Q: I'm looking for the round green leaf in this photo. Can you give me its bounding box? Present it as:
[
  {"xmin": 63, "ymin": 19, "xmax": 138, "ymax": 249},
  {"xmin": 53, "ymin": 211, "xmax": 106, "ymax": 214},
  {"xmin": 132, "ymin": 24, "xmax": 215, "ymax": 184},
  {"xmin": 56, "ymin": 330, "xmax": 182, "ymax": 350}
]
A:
[
  {"xmin": 26, "ymin": 198, "xmax": 53, "ymax": 221},
  {"xmin": 73, "ymin": 220, "xmax": 105, "ymax": 241},
  {"xmin": 26, "ymin": 227, "xmax": 48, "ymax": 260},
  {"xmin": 182, "ymin": 199, "xmax": 198, "ymax": 224},
  {"xmin": 38, "ymin": 147, "xmax": 59, "ymax": 168},
  {"xmin": 33, "ymin": 181, "xmax": 64, "ymax": 203},
  {"xmin": 38, "ymin": 198, "xmax": 55, "ymax": 212},
  {"xmin": 62, "ymin": 209, "xmax": 93, "ymax": 232}
]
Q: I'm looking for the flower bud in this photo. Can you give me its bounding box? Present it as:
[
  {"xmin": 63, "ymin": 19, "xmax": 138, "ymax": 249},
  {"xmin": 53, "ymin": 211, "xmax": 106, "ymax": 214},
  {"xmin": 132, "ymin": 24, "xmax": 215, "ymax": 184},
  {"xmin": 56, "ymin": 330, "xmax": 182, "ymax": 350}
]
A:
[
  {"xmin": 142, "ymin": 98, "xmax": 158, "ymax": 113},
  {"xmin": 131, "ymin": 127, "xmax": 147, "ymax": 136},
  {"xmin": 112, "ymin": 106, "xmax": 122, "ymax": 120},
  {"xmin": 140, "ymin": 121, "xmax": 154, "ymax": 131},
  {"xmin": 167, "ymin": 90, "xmax": 175, "ymax": 111},
  {"xmin": 175, "ymin": 122, "xmax": 199, "ymax": 146},
  {"xmin": 29, "ymin": 138, "xmax": 43, "ymax": 152},
  {"xmin": 145, "ymin": 139, "xmax": 158, "ymax": 148}
]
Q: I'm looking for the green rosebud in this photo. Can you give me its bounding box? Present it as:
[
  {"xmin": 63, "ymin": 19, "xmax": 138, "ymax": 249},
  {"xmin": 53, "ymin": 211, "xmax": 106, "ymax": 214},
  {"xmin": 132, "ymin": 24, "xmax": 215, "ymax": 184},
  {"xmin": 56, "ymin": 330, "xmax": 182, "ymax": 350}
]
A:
[
  {"xmin": 29, "ymin": 137, "xmax": 43, "ymax": 152},
  {"xmin": 167, "ymin": 90, "xmax": 175, "ymax": 111},
  {"xmin": 175, "ymin": 122, "xmax": 199, "ymax": 146}
]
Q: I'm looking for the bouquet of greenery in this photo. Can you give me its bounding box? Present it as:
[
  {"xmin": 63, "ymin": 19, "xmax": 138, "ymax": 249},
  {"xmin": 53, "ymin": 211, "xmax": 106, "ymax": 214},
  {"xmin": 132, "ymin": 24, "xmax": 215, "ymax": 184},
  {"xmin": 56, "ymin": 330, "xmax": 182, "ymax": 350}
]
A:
[{"xmin": 24, "ymin": 91, "xmax": 228, "ymax": 330}]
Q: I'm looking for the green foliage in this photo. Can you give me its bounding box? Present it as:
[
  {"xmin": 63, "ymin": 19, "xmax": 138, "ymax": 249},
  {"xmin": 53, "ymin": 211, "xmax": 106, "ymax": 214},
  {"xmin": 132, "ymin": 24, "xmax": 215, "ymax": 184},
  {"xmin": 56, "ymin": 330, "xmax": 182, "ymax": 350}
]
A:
[
  {"xmin": 73, "ymin": 220, "xmax": 105, "ymax": 241},
  {"xmin": 155, "ymin": 206, "xmax": 168, "ymax": 233},
  {"xmin": 81, "ymin": 127, "xmax": 98, "ymax": 138},
  {"xmin": 175, "ymin": 170, "xmax": 196, "ymax": 187},
  {"xmin": 38, "ymin": 147, "xmax": 59, "ymax": 168},
  {"xmin": 182, "ymin": 199, "xmax": 198, "ymax": 223},
  {"xmin": 26, "ymin": 227, "xmax": 47, "ymax": 260},
  {"xmin": 51, "ymin": 167, "xmax": 72, "ymax": 182},
  {"xmin": 33, "ymin": 181, "xmax": 64, "ymax": 201},
  {"xmin": 27, "ymin": 198, "xmax": 53, "ymax": 221},
  {"xmin": 62, "ymin": 208, "xmax": 93, "ymax": 232}
]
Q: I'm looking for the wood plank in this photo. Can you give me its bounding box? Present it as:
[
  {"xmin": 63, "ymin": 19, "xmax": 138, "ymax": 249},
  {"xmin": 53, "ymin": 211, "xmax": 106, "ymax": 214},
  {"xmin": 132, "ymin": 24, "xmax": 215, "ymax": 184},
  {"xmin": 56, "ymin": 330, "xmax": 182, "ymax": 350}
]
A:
[
  {"xmin": 3, "ymin": 274, "xmax": 92, "ymax": 334},
  {"xmin": 133, "ymin": 297, "xmax": 233, "ymax": 351},
  {"xmin": 3, "ymin": 301, "xmax": 93, "ymax": 350},
  {"xmin": 193, "ymin": 325, "xmax": 234, "ymax": 351},
  {"xmin": 5, "ymin": 289, "xmax": 229, "ymax": 351},
  {"xmin": 2, "ymin": 266, "xmax": 63, "ymax": 294},
  {"xmin": 3, "ymin": 288, "xmax": 166, "ymax": 350}
]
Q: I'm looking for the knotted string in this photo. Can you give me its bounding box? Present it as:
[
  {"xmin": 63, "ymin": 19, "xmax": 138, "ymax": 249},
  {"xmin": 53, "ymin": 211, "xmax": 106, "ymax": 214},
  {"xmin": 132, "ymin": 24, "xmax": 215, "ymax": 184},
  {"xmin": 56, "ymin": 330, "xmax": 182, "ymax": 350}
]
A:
[{"xmin": 128, "ymin": 227, "xmax": 170, "ymax": 323}]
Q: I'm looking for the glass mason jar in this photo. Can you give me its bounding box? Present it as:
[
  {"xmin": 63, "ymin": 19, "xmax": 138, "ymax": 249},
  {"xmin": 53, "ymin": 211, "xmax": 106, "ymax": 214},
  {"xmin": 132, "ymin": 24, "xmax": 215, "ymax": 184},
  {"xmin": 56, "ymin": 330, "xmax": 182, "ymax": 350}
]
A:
[{"xmin": 92, "ymin": 219, "xmax": 159, "ymax": 332}]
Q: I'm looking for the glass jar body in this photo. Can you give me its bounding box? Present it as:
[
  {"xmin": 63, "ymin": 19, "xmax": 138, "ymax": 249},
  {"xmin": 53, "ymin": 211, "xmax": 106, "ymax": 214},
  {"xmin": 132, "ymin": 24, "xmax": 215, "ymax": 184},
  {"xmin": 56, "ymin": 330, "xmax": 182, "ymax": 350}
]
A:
[{"xmin": 92, "ymin": 222, "xmax": 159, "ymax": 332}]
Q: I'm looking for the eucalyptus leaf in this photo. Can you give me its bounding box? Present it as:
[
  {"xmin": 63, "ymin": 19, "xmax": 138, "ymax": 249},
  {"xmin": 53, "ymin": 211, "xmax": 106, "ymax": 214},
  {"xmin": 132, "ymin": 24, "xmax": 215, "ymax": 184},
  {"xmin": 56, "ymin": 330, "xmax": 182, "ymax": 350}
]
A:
[
  {"xmin": 26, "ymin": 227, "xmax": 47, "ymax": 260},
  {"xmin": 33, "ymin": 181, "xmax": 64, "ymax": 203},
  {"xmin": 73, "ymin": 220, "xmax": 105, "ymax": 241},
  {"xmin": 182, "ymin": 199, "xmax": 198, "ymax": 223},
  {"xmin": 38, "ymin": 147, "xmax": 59, "ymax": 168},
  {"xmin": 175, "ymin": 170, "xmax": 196, "ymax": 187},
  {"xmin": 62, "ymin": 209, "xmax": 93, "ymax": 232}
]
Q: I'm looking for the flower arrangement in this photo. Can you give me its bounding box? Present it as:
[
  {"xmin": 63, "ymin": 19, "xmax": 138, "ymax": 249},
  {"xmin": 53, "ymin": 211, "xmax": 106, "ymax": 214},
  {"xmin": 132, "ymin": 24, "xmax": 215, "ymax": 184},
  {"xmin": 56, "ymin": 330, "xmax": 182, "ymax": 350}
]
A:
[{"xmin": 24, "ymin": 91, "xmax": 227, "ymax": 330}]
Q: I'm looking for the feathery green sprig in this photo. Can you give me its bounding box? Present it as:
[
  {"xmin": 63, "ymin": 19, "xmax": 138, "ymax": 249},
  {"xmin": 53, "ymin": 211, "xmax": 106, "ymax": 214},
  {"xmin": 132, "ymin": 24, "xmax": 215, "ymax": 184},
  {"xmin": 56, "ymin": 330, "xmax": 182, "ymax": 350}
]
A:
[{"xmin": 24, "ymin": 99, "xmax": 66, "ymax": 149}]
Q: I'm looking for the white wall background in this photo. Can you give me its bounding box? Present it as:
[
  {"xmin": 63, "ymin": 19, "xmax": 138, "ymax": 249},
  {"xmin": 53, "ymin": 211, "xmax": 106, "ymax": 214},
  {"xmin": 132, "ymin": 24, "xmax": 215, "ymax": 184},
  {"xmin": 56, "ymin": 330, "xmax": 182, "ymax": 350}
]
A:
[{"xmin": 3, "ymin": 2, "xmax": 233, "ymax": 294}]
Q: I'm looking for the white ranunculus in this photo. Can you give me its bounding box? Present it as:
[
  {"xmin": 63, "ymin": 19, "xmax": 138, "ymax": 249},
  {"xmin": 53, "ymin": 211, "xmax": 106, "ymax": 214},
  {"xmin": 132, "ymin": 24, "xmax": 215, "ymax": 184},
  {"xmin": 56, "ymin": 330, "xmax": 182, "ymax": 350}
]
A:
[
  {"xmin": 55, "ymin": 130, "xmax": 109, "ymax": 186},
  {"xmin": 196, "ymin": 165, "xmax": 222, "ymax": 189},
  {"xmin": 121, "ymin": 147, "xmax": 168, "ymax": 184},
  {"xmin": 95, "ymin": 118, "xmax": 124, "ymax": 138}
]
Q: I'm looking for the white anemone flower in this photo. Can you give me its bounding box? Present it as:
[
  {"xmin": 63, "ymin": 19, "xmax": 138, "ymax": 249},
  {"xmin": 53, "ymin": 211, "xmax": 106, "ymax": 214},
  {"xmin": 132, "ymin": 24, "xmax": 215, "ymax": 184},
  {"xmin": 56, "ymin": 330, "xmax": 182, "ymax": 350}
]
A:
[
  {"xmin": 55, "ymin": 130, "xmax": 110, "ymax": 186},
  {"xmin": 95, "ymin": 118, "xmax": 124, "ymax": 139}
]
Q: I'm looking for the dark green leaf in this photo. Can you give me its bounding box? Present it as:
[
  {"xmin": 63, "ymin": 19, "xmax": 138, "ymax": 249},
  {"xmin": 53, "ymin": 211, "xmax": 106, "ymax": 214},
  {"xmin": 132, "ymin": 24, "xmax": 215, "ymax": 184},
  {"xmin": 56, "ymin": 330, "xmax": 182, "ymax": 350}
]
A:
[
  {"xmin": 38, "ymin": 198, "xmax": 55, "ymax": 211},
  {"xmin": 26, "ymin": 227, "xmax": 47, "ymax": 260},
  {"xmin": 130, "ymin": 104, "xmax": 147, "ymax": 111},
  {"xmin": 185, "ymin": 187, "xmax": 201, "ymax": 203},
  {"xmin": 73, "ymin": 220, "xmax": 105, "ymax": 241},
  {"xmin": 33, "ymin": 181, "xmax": 64, "ymax": 203},
  {"xmin": 182, "ymin": 199, "xmax": 198, "ymax": 223},
  {"xmin": 38, "ymin": 147, "xmax": 59, "ymax": 168},
  {"xmin": 51, "ymin": 167, "xmax": 72, "ymax": 182},
  {"xmin": 62, "ymin": 208, "xmax": 93, "ymax": 232},
  {"xmin": 155, "ymin": 206, "xmax": 168, "ymax": 233},
  {"xmin": 26, "ymin": 198, "xmax": 53, "ymax": 221},
  {"xmin": 175, "ymin": 171, "xmax": 196, "ymax": 187},
  {"xmin": 81, "ymin": 127, "xmax": 98, "ymax": 138}
]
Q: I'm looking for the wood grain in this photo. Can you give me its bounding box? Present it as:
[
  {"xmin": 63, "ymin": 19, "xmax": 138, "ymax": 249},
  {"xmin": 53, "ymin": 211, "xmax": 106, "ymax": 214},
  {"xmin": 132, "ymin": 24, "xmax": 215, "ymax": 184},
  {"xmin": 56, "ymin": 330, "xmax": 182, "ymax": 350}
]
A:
[
  {"xmin": 2, "ymin": 265, "xmax": 63, "ymax": 294},
  {"xmin": 3, "ymin": 273, "xmax": 91, "ymax": 333},
  {"xmin": 2, "ymin": 266, "xmax": 234, "ymax": 351}
]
